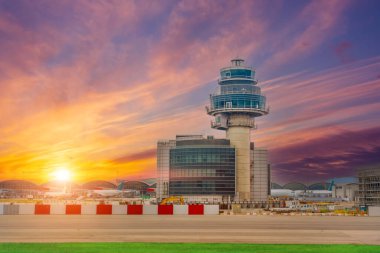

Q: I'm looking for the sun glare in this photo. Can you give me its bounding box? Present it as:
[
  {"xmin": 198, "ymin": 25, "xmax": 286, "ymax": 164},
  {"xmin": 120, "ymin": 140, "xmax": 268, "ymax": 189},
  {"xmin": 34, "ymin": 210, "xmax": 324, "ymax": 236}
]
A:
[{"xmin": 53, "ymin": 167, "xmax": 71, "ymax": 182}]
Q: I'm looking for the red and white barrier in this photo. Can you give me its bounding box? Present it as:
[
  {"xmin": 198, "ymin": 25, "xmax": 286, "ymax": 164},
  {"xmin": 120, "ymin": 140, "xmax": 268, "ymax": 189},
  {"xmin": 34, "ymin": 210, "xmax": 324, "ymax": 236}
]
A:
[
  {"xmin": 66, "ymin": 204, "xmax": 81, "ymax": 215},
  {"xmin": 158, "ymin": 205, "xmax": 173, "ymax": 215},
  {"xmin": 143, "ymin": 205, "xmax": 158, "ymax": 215},
  {"xmin": 204, "ymin": 205, "xmax": 219, "ymax": 215},
  {"xmin": 127, "ymin": 205, "xmax": 143, "ymax": 215},
  {"xmin": 96, "ymin": 204, "xmax": 112, "ymax": 215},
  {"xmin": 35, "ymin": 204, "xmax": 50, "ymax": 215},
  {"xmin": 174, "ymin": 205, "xmax": 188, "ymax": 215},
  {"xmin": 51, "ymin": 204, "xmax": 65, "ymax": 215},
  {"xmin": 189, "ymin": 204, "xmax": 204, "ymax": 215},
  {"xmin": 81, "ymin": 205, "xmax": 96, "ymax": 215},
  {"xmin": 0, "ymin": 204, "xmax": 219, "ymax": 215},
  {"xmin": 112, "ymin": 205, "xmax": 127, "ymax": 215},
  {"xmin": 19, "ymin": 204, "xmax": 34, "ymax": 215}
]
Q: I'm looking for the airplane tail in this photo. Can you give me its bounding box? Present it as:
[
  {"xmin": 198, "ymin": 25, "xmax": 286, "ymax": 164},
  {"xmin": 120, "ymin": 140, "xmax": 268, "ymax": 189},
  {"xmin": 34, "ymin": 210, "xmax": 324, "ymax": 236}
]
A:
[
  {"xmin": 117, "ymin": 181, "xmax": 125, "ymax": 191},
  {"xmin": 328, "ymin": 180, "xmax": 334, "ymax": 191}
]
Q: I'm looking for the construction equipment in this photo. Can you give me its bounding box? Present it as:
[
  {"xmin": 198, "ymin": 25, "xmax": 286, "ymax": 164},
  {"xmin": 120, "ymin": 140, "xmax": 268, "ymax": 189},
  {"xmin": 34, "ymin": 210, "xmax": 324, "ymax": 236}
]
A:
[{"xmin": 160, "ymin": 196, "xmax": 184, "ymax": 205}]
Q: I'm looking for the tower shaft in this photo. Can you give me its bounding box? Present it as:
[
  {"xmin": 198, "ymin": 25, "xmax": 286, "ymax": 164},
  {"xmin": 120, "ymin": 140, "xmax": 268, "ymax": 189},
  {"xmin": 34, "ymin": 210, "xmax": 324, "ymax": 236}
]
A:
[{"xmin": 226, "ymin": 117, "xmax": 251, "ymax": 200}]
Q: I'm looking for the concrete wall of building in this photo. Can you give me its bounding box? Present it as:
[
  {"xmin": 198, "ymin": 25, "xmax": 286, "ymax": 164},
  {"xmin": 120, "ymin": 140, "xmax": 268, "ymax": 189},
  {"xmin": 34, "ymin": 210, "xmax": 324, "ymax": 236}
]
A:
[
  {"xmin": 251, "ymin": 148, "xmax": 270, "ymax": 202},
  {"xmin": 157, "ymin": 140, "xmax": 175, "ymax": 200},
  {"xmin": 332, "ymin": 183, "xmax": 358, "ymax": 201}
]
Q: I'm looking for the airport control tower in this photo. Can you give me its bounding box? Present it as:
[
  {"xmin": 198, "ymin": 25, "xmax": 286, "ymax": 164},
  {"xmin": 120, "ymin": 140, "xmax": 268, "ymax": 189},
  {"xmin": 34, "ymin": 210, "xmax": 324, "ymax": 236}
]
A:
[{"xmin": 206, "ymin": 58, "xmax": 269, "ymax": 201}]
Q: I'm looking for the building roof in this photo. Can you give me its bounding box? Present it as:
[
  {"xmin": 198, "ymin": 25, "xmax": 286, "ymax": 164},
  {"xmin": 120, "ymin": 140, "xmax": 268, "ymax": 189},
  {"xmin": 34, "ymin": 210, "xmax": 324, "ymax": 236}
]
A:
[
  {"xmin": 41, "ymin": 181, "xmax": 81, "ymax": 189},
  {"xmin": 282, "ymin": 182, "xmax": 308, "ymax": 191},
  {"xmin": 326, "ymin": 177, "xmax": 358, "ymax": 184},
  {"xmin": 271, "ymin": 182, "xmax": 283, "ymax": 189},
  {"xmin": 308, "ymin": 182, "xmax": 328, "ymax": 190},
  {"xmin": 270, "ymin": 178, "xmax": 362, "ymax": 190},
  {"xmin": 0, "ymin": 180, "xmax": 42, "ymax": 190},
  {"xmin": 138, "ymin": 178, "xmax": 157, "ymax": 186},
  {"xmin": 82, "ymin": 180, "xmax": 116, "ymax": 189},
  {"xmin": 117, "ymin": 178, "xmax": 157, "ymax": 187}
]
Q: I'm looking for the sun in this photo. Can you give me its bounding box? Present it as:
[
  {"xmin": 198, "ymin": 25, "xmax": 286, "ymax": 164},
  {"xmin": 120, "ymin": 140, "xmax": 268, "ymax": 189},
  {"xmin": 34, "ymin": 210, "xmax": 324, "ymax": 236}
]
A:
[{"xmin": 53, "ymin": 167, "xmax": 71, "ymax": 182}]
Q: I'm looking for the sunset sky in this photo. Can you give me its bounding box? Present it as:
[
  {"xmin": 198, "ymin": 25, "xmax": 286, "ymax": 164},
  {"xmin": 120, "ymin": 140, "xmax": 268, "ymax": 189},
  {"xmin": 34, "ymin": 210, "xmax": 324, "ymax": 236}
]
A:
[{"xmin": 0, "ymin": 0, "xmax": 379, "ymax": 184}]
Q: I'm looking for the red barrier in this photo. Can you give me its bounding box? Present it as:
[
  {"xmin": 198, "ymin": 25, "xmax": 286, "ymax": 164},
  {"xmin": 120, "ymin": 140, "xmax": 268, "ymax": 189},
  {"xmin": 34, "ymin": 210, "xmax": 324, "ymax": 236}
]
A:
[
  {"xmin": 127, "ymin": 205, "xmax": 143, "ymax": 215},
  {"xmin": 96, "ymin": 204, "xmax": 112, "ymax": 215},
  {"xmin": 66, "ymin": 205, "xmax": 81, "ymax": 215},
  {"xmin": 188, "ymin": 205, "xmax": 204, "ymax": 215},
  {"xmin": 35, "ymin": 204, "xmax": 50, "ymax": 215},
  {"xmin": 158, "ymin": 205, "xmax": 173, "ymax": 215}
]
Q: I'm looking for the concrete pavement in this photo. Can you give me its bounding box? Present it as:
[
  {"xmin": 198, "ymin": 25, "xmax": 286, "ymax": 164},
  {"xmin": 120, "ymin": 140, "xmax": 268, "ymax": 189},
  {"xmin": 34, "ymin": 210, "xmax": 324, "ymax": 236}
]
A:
[{"xmin": 0, "ymin": 215, "xmax": 379, "ymax": 244}]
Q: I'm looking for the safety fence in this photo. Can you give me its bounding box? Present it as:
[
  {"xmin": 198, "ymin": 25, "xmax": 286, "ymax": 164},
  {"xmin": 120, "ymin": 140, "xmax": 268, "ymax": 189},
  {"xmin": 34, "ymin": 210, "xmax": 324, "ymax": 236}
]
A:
[{"xmin": 0, "ymin": 204, "xmax": 219, "ymax": 215}]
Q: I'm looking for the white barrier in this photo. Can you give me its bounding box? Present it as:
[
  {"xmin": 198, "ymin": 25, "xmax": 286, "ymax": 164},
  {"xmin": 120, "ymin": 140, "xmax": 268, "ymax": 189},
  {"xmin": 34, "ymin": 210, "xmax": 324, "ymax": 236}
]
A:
[
  {"xmin": 51, "ymin": 204, "xmax": 65, "ymax": 215},
  {"xmin": 112, "ymin": 205, "xmax": 127, "ymax": 215},
  {"xmin": 18, "ymin": 204, "xmax": 35, "ymax": 215},
  {"xmin": 81, "ymin": 205, "xmax": 97, "ymax": 215},
  {"xmin": 4, "ymin": 205, "xmax": 19, "ymax": 215},
  {"xmin": 173, "ymin": 205, "xmax": 188, "ymax": 215},
  {"xmin": 0, "ymin": 204, "xmax": 3, "ymax": 215},
  {"xmin": 204, "ymin": 205, "xmax": 219, "ymax": 215},
  {"xmin": 143, "ymin": 205, "xmax": 158, "ymax": 215},
  {"xmin": 368, "ymin": 206, "xmax": 380, "ymax": 217}
]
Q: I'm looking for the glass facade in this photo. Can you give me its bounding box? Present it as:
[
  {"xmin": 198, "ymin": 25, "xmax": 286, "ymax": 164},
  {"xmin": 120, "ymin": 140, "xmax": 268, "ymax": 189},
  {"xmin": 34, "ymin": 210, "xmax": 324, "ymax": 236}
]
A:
[
  {"xmin": 169, "ymin": 146, "xmax": 235, "ymax": 196},
  {"xmin": 220, "ymin": 84, "xmax": 261, "ymax": 94},
  {"xmin": 211, "ymin": 93, "xmax": 266, "ymax": 111},
  {"xmin": 220, "ymin": 79, "xmax": 255, "ymax": 85},
  {"xmin": 221, "ymin": 69, "xmax": 253, "ymax": 79}
]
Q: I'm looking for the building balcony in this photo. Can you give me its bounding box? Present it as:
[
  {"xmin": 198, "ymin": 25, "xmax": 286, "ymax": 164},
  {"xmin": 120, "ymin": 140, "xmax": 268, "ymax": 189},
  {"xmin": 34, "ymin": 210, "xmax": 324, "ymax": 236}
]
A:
[
  {"xmin": 206, "ymin": 105, "xmax": 269, "ymax": 117},
  {"xmin": 211, "ymin": 119, "xmax": 258, "ymax": 129}
]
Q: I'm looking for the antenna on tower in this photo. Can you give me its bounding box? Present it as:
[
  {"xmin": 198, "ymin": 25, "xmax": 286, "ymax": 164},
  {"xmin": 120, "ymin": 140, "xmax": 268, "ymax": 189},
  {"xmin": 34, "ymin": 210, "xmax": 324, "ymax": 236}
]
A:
[{"xmin": 231, "ymin": 57, "xmax": 245, "ymax": 66}]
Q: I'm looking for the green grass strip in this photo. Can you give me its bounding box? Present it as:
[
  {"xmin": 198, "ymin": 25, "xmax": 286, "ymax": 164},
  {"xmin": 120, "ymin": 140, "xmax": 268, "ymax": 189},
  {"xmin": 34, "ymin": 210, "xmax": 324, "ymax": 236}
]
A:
[{"xmin": 0, "ymin": 243, "xmax": 379, "ymax": 253}]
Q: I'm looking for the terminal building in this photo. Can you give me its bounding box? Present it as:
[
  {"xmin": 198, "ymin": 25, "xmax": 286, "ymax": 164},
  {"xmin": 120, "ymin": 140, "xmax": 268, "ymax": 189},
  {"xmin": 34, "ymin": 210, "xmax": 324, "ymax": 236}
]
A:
[
  {"xmin": 157, "ymin": 58, "xmax": 270, "ymax": 203},
  {"xmin": 330, "ymin": 177, "xmax": 358, "ymax": 202}
]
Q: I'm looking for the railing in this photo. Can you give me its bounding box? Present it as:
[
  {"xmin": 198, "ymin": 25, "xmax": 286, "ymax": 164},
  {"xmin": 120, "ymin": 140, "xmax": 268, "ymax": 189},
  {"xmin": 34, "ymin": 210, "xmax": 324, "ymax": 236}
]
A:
[
  {"xmin": 220, "ymin": 76, "xmax": 254, "ymax": 80},
  {"xmin": 219, "ymin": 66, "xmax": 254, "ymax": 72},
  {"xmin": 211, "ymin": 121, "xmax": 223, "ymax": 128},
  {"xmin": 208, "ymin": 106, "xmax": 269, "ymax": 113},
  {"xmin": 211, "ymin": 120, "xmax": 258, "ymax": 129},
  {"xmin": 218, "ymin": 77, "xmax": 257, "ymax": 81},
  {"xmin": 212, "ymin": 90, "xmax": 263, "ymax": 96}
]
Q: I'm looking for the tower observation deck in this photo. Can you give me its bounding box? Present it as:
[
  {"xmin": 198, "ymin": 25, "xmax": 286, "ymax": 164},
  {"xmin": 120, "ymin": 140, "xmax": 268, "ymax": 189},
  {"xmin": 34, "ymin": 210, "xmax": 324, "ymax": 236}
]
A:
[{"xmin": 206, "ymin": 58, "xmax": 269, "ymax": 201}]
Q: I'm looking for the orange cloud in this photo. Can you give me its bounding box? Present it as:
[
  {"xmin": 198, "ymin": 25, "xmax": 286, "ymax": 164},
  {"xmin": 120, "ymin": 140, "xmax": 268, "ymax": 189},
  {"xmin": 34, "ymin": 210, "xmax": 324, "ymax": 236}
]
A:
[{"xmin": 0, "ymin": 0, "xmax": 377, "ymax": 184}]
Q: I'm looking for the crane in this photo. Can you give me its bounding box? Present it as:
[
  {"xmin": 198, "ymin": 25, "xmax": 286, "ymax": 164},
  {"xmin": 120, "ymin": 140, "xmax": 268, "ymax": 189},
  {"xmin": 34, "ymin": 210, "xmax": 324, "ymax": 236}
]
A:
[{"xmin": 160, "ymin": 196, "xmax": 185, "ymax": 205}]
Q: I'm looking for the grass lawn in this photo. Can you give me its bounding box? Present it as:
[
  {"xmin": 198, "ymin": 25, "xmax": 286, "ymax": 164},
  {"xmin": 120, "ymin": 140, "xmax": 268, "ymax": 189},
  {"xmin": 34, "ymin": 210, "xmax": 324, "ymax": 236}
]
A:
[{"xmin": 0, "ymin": 243, "xmax": 379, "ymax": 253}]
